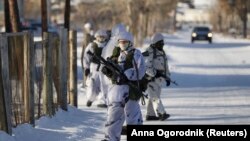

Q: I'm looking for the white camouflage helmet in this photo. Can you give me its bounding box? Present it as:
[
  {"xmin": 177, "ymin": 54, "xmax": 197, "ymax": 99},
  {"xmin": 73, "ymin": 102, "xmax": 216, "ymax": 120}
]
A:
[
  {"xmin": 151, "ymin": 33, "xmax": 164, "ymax": 44},
  {"xmin": 94, "ymin": 29, "xmax": 108, "ymax": 38},
  {"xmin": 117, "ymin": 31, "xmax": 134, "ymax": 44},
  {"xmin": 111, "ymin": 23, "xmax": 127, "ymax": 37}
]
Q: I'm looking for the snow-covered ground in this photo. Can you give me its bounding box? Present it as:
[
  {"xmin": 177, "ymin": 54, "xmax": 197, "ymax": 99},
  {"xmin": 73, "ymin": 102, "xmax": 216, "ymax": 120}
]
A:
[{"xmin": 1, "ymin": 29, "xmax": 250, "ymax": 141}]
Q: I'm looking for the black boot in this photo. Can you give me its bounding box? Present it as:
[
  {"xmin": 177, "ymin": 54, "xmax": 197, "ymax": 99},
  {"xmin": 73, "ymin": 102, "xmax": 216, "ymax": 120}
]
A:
[
  {"xmin": 121, "ymin": 126, "xmax": 127, "ymax": 135},
  {"xmin": 86, "ymin": 100, "xmax": 92, "ymax": 107},
  {"xmin": 145, "ymin": 115, "xmax": 160, "ymax": 121},
  {"xmin": 97, "ymin": 103, "xmax": 108, "ymax": 108},
  {"xmin": 158, "ymin": 113, "xmax": 170, "ymax": 121}
]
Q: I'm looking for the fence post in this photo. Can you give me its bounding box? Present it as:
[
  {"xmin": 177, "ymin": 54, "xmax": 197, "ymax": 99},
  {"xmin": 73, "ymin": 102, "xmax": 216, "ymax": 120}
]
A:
[
  {"xmin": 23, "ymin": 32, "xmax": 35, "ymax": 125},
  {"xmin": 68, "ymin": 30, "xmax": 78, "ymax": 107},
  {"xmin": 58, "ymin": 28, "xmax": 68, "ymax": 111},
  {"xmin": 42, "ymin": 32, "xmax": 54, "ymax": 116},
  {"xmin": 7, "ymin": 33, "xmax": 23, "ymax": 126},
  {"xmin": 0, "ymin": 35, "xmax": 12, "ymax": 134},
  {"xmin": 50, "ymin": 34, "xmax": 59, "ymax": 111},
  {"xmin": 29, "ymin": 32, "xmax": 35, "ymax": 124}
]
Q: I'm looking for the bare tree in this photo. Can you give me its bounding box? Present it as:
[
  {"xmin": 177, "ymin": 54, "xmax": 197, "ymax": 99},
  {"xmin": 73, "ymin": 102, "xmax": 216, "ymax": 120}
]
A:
[
  {"xmin": 212, "ymin": 0, "xmax": 249, "ymax": 38},
  {"xmin": 25, "ymin": 0, "xmax": 177, "ymax": 44},
  {"xmin": 124, "ymin": 0, "xmax": 177, "ymax": 46},
  {"xmin": 235, "ymin": 0, "xmax": 248, "ymax": 38},
  {"xmin": 8, "ymin": 0, "xmax": 22, "ymax": 32},
  {"xmin": 24, "ymin": 0, "xmax": 41, "ymax": 20}
]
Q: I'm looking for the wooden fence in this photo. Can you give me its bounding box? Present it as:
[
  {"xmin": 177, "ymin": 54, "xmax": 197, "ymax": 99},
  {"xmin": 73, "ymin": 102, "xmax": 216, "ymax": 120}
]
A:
[{"xmin": 0, "ymin": 28, "xmax": 78, "ymax": 134}]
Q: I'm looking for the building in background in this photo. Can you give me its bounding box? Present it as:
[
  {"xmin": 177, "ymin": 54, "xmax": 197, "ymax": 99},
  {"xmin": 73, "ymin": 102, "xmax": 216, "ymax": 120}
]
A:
[{"xmin": 176, "ymin": 0, "xmax": 215, "ymax": 30}]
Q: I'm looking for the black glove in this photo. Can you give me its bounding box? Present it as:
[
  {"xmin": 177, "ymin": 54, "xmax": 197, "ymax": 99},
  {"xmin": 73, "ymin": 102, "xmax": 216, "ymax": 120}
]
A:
[
  {"xmin": 166, "ymin": 80, "xmax": 170, "ymax": 86},
  {"xmin": 84, "ymin": 69, "xmax": 90, "ymax": 77},
  {"xmin": 101, "ymin": 66, "xmax": 113, "ymax": 78}
]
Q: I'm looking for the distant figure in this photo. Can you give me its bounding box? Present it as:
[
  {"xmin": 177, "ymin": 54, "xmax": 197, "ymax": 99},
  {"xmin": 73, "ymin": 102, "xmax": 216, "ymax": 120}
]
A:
[{"xmin": 81, "ymin": 22, "xmax": 95, "ymax": 87}]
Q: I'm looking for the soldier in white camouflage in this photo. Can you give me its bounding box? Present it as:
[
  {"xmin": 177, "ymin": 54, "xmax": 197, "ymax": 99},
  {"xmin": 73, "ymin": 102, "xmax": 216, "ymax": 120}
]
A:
[
  {"xmin": 143, "ymin": 33, "xmax": 171, "ymax": 121},
  {"xmin": 83, "ymin": 29, "xmax": 108, "ymax": 108},
  {"xmin": 101, "ymin": 31, "xmax": 146, "ymax": 141}
]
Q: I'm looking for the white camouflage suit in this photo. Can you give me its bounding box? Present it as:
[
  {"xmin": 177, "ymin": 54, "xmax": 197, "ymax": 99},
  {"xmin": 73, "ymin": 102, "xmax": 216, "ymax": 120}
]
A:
[
  {"xmin": 83, "ymin": 29, "xmax": 108, "ymax": 105},
  {"xmin": 100, "ymin": 24, "xmax": 127, "ymax": 107},
  {"xmin": 144, "ymin": 33, "xmax": 170, "ymax": 118},
  {"xmin": 104, "ymin": 32, "xmax": 146, "ymax": 141}
]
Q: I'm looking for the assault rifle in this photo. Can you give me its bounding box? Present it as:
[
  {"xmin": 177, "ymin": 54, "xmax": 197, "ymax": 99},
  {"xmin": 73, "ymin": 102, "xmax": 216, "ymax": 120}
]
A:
[{"xmin": 87, "ymin": 51, "xmax": 148, "ymax": 99}]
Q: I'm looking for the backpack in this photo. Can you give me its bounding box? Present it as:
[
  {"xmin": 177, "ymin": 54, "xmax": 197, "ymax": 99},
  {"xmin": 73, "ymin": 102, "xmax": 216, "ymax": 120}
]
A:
[{"xmin": 111, "ymin": 47, "xmax": 149, "ymax": 101}]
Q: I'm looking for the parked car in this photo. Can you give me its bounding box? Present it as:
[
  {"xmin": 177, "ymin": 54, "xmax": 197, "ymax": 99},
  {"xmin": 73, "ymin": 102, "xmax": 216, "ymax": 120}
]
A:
[{"xmin": 191, "ymin": 26, "xmax": 212, "ymax": 43}]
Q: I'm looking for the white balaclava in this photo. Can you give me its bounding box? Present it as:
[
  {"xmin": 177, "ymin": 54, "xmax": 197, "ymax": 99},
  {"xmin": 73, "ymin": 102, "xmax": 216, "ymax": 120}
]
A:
[{"xmin": 117, "ymin": 31, "xmax": 133, "ymax": 51}]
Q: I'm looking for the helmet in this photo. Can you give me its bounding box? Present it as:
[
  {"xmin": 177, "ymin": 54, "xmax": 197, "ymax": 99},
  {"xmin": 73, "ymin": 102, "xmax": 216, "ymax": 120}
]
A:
[
  {"xmin": 151, "ymin": 33, "xmax": 164, "ymax": 44},
  {"xmin": 111, "ymin": 23, "xmax": 127, "ymax": 37},
  {"xmin": 117, "ymin": 31, "xmax": 134, "ymax": 44},
  {"xmin": 117, "ymin": 31, "xmax": 134, "ymax": 51},
  {"xmin": 84, "ymin": 22, "xmax": 92, "ymax": 29},
  {"xmin": 94, "ymin": 29, "xmax": 108, "ymax": 38}
]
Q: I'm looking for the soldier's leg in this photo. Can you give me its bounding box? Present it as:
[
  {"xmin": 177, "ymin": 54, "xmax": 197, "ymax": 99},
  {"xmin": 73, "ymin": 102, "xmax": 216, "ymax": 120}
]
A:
[
  {"xmin": 146, "ymin": 99, "xmax": 155, "ymax": 116},
  {"xmin": 148, "ymin": 81, "xmax": 167, "ymax": 117},
  {"xmin": 97, "ymin": 74, "xmax": 108, "ymax": 107},
  {"xmin": 146, "ymin": 82, "xmax": 160, "ymax": 120},
  {"xmin": 151, "ymin": 80, "xmax": 170, "ymax": 120},
  {"xmin": 152, "ymin": 87, "xmax": 166, "ymax": 115},
  {"xmin": 86, "ymin": 74, "xmax": 100, "ymax": 106},
  {"xmin": 124, "ymin": 100, "xmax": 143, "ymax": 125},
  {"xmin": 104, "ymin": 102, "xmax": 125, "ymax": 141}
]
